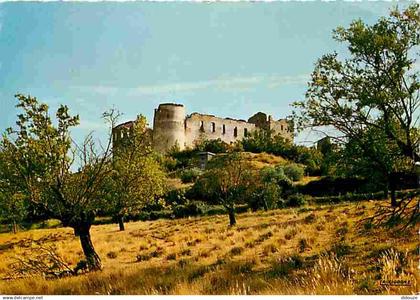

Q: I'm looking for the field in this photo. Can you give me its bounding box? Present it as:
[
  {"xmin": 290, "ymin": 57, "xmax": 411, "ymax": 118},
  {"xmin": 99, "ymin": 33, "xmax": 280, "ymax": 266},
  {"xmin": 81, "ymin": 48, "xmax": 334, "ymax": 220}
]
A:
[{"xmin": 0, "ymin": 200, "xmax": 418, "ymax": 295}]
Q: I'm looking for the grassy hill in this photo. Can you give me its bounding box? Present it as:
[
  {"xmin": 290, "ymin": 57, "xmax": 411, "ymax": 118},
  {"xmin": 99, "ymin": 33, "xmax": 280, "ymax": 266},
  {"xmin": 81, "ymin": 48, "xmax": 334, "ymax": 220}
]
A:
[{"xmin": 0, "ymin": 200, "xmax": 417, "ymax": 295}]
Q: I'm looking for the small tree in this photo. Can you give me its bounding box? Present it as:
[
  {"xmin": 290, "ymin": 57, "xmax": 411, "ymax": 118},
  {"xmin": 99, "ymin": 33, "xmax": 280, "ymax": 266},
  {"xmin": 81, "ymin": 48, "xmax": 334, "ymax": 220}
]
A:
[
  {"xmin": 107, "ymin": 115, "xmax": 166, "ymax": 231},
  {"xmin": 0, "ymin": 94, "xmax": 117, "ymax": 271},
  {"xmin": 200, "ymin": 152, "xmax": 254, "ymax": 226}
]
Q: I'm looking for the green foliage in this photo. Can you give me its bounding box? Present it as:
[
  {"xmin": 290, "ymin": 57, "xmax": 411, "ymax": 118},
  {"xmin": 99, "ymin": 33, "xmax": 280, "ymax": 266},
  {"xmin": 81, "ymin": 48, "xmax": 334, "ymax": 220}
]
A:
[
  {"xmin": 172, "ymin": 202, "xmax": 204, "ymax": 218},
  {"xmin": 180, "ymin": 168, "xmax": 202, "ymax": 183},
  {"xmin": 164, "ymin": 188, "xmax": 188, "ymax": 206},
  {"xmin": 168, "ymin": 148, "xmax": 197, "ymax": 170},
  {"xmin": 260, "ymin": 166, "xmax": 293, "ymax": 188},
  {"xmin": 106, "ymin": 115, "xmax": 167, "ymax": 229},
  {"xmin": 248, "ymin": 183, "xmax": 282, "ymax": 211},
  {"xmin": 294, "ymin": 5, "xmax": 420, "ymax": 204},
  {"xmin": 197, "ymin": 152, "xmax": 255, "ymax": 225},
  {"xmin": 286, "ymin": 193, "xmax": 307, "ymax": 207},
  {"xmin": 195, "ymin": 139, "xmax": 229, "ymax": 154},
  {"xmin": 283, "ymin": 163, "xmax": 304, "ymax": 181},
  {"xmin": 299, "ymin": 176, "xmax": 379, "ymax": 197},
  {"xmin": 0, "ymin": 94, "xmax": 115, "ymax": 270},
  {"xmin": 0, "ymin": 191, "xmax": 27, "ymax": 233}
]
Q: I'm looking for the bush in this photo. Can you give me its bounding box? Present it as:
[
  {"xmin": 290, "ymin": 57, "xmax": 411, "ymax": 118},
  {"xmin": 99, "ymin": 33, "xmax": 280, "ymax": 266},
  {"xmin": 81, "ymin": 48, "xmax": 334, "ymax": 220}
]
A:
[
  {"xmin": 180, "ymin": 168, "xmax": 202, "ymax": 183},
  {"xmin": 283, "ymin": 164, "xmax": 304, "ymax": 181},
  {"xmin": 260, "ymin": 166, "xmax": 292, "ymax": 187},
  {"xmin": 195, "ymin": 139, "xmax": 229, "ymax": 153},
  {"xmin": 186, "ymin": 178, "xmax": 214, "ymax": 203},
  {"xmin": 142, "ymin": 198, "xmax": 167, "ymax": 212},
  {"xmin": 172, "ymin": 202, "xmax": 204, "ymax": 218},
  {"xmin": 164, "ymin": 188, "xmax": 188, "ymax": 206},
  {"xmin": 248, "ymin": 183, "xmax": 282, "ymax": 211},
  {"xmin": 299, "ymin": 176, "xmax": 378, "ymax": 197},
  {"xmin": 286, "ymin": 193, "xmax": 307, "ymax": 207}
]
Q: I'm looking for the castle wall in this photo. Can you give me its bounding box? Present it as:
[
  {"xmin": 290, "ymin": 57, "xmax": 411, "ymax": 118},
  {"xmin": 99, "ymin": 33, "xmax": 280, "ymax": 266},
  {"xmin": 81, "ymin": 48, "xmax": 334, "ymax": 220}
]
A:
[
  {"xmin": 269, "ymin": 119, "xmax": 293, "ymax": 141},
  {"xmin": 185, "ymin": 113, "xmax": 256, "ymax": 148},
  {"xmin": 112, "ymin": 103, "xmax": 295, "ymax": 153}
]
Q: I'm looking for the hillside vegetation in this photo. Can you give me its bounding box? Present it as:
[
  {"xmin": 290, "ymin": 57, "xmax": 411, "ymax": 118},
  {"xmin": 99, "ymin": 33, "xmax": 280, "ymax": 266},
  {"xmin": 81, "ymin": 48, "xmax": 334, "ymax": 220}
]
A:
[{"xmin": 0, "ymin": 200, "xmax": 417, "ymax": 295}]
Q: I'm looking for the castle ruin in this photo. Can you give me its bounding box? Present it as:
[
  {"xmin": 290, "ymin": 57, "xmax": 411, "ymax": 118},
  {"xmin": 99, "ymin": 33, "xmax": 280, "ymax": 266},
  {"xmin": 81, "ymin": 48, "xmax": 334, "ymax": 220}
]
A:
[{"xmin": 113, "ymin": 103, "xmax": 293, "ymax": 153}]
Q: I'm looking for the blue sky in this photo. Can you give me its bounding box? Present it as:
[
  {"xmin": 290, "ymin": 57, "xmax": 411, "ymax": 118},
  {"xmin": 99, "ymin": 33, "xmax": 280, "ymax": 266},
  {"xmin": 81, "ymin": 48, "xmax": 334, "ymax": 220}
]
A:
[{"xmin": 0, "ymin": 1, "xmax": 412, "ymax": 146}]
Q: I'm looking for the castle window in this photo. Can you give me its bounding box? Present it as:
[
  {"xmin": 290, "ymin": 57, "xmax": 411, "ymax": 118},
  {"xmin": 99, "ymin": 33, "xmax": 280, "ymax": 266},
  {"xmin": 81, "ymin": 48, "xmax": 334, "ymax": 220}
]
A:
[
  {"xmin": 200, "ymin": 121, "xmax": 204, "ymax": 132},
  {"xmin": 244, "ymin": 128, "xmax": 248, "ymax": 137},
  {"xmin": 211, "ymin": 122, "xmax": 216, "ymax": 133},
  {"xmin": 120, "ymin": 131, "xmax": 124, "ymax": 139},
  {"xmin": 234, "ymin": 127, "xmax": 238, "ymax": 138},
  {"xmin": 281, "ymin": 125, "xmax": 284, "ymax": 131},
  {"xmin": 222, "ymin": 124, "xmax": 226, "ymax": 134}
]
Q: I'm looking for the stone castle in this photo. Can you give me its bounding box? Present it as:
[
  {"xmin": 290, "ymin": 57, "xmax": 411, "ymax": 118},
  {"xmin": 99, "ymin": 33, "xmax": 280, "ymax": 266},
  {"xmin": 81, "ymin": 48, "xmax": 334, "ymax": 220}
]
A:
[{"xmin": 113, "ymin": 103, "xmax": 293, "ymax": 153}]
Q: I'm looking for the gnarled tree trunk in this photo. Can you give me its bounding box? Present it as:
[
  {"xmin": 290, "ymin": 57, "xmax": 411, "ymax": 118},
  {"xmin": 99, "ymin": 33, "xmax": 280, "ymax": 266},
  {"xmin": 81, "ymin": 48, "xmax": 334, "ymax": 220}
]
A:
[{"xmin": 74, "ymin": 224, "xmax": 102, "ymax": 271}]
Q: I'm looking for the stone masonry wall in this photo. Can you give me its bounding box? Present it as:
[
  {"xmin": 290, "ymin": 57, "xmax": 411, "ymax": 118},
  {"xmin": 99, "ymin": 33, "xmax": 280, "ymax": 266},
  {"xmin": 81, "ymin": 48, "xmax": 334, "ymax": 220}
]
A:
[
  {"xmin": 185, "ymin": 113, "xmax": 256, "ymax": 148},
  {"xmin": 115, "ymin": 103, "xmax": 294, "ymax": 153}
]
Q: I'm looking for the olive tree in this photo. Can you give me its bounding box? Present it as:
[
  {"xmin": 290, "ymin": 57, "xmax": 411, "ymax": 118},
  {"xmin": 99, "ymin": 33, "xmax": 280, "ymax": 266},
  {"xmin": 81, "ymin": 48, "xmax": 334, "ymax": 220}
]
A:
[
  {"xmin": 200, "ymin": 152, "xmax": 254, "ymax": 226},
  {"xmin": 0, "ymin": 94, "xmax": 117, "ymax": 271}
]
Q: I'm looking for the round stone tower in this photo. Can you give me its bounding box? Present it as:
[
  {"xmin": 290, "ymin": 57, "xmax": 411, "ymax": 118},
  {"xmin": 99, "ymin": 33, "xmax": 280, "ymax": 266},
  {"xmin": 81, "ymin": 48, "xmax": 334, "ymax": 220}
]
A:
[{"xmin": 152, "ymin": 103, "xmax": 186, "ymax": 153}]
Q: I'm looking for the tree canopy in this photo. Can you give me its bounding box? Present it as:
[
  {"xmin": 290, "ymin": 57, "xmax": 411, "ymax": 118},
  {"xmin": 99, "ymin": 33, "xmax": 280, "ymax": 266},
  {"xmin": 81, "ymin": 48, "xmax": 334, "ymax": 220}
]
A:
[{"xmin": 294, "ymin": 4, "xmax": 420, "ymax": 205}]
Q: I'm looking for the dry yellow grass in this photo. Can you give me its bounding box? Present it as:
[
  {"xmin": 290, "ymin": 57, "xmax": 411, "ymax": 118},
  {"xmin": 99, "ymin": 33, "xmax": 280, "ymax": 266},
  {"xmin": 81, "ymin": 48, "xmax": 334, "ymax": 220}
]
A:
[
  {"xmin": 242, "ymin": 152, "xmax": 288, "ymax": 169},
  {"xmin": 0, "ymin": 200, "xmax": 418, "ymax": 295}
]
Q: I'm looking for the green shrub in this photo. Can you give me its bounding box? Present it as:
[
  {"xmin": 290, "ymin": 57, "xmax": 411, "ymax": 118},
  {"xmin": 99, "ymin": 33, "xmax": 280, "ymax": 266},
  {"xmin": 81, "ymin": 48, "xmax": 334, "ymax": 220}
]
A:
[
  {"xmin": 180, "ymin": 168, "xmax": 202, "ymax": 183},
  {"xmin": 195, "ymin": 139, "xmax": 229, "ymax": 153},
  {"xmin": 248, "ymin": 183, "xmax": 281, "ymax": 211},
  {"xmin": 283, "ymin": 164, "xmax": 304, "ymax": 181},
  {"xmin": 286, "ymin": 193, "xmax": 307, "ymax": 207},
  {"xmin": 260, "ymin": 166, "xmax": 293, "ymax": 188},
  {"xmin": 164, "ymin": 188, "xmax": 187, "ymax": 206},
  {"xmin": 172, "ymin": 202, "xmax": 204, "ymax": 218}
]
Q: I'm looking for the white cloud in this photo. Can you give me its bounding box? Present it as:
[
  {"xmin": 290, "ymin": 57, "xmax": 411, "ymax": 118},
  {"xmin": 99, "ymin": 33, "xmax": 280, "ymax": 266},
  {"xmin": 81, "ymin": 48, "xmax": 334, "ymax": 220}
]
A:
[{"xmin": 72, "ymin": 74, "xmax": 310, "ymax": 97}]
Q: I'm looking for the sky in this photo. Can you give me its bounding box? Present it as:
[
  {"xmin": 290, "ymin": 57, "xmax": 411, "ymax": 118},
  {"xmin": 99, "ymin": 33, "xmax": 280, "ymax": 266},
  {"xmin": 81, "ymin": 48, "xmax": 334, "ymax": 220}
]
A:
[{"xmin": 0, "ymin": 1, "xmax": 414, "ymax": 146}]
